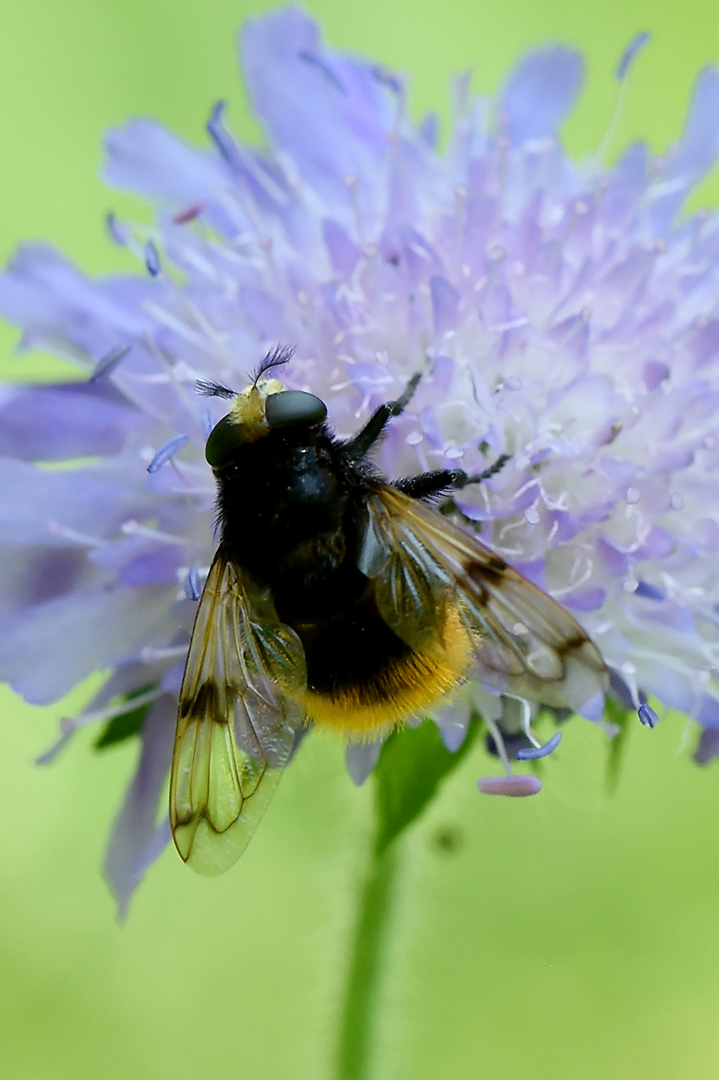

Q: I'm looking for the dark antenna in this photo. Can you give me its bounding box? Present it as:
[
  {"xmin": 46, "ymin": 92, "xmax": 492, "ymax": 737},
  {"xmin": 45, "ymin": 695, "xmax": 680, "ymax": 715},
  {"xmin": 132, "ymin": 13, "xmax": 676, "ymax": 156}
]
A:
[
  {"xmin": 196, "ymin": 344, "xmax": 295, "ymax": 398},
  {"xmin": 251, "ymin": 344, "xmax": 295, "ymax": 387},
  {"xmin": 196, "ymin": 380, "xmax": 236, "ymax": 399}
]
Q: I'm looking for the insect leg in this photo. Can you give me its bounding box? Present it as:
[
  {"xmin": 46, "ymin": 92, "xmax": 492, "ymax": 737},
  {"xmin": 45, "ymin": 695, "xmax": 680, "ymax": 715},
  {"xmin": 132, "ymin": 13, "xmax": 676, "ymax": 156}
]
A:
[
  {"xmin": 345, "ymin": 373, "xmax": 422, "ymax": 459},
  {"xmin": 396, "ymin": 454, "xmax": 510, "ymax": 500}
]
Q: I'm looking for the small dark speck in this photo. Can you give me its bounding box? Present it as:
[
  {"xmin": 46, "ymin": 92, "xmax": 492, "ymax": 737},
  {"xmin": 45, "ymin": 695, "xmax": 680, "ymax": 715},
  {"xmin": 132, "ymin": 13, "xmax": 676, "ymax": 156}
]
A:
[{"xmin": 431, "ymin": 826, "xmax": 463, "ymax": 854}]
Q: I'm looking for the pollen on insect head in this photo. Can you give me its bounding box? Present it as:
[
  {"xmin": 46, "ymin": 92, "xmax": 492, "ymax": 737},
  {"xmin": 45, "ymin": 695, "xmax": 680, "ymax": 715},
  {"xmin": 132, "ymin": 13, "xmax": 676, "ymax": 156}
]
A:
[{"xmin": 230, "ymin": 377, "xmax": 286, "ymax": 439}]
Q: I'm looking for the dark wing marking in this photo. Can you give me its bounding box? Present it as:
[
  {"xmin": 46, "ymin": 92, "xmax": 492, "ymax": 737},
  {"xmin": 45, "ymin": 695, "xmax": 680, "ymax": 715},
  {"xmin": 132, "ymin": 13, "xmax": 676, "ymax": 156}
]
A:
[
  {"xmin": 170, "ymin": 546, "xmax": 306, "ymax": 875},
  {"xmin": 359, "ymin": 484, "xmax": 608, "ymax": 711}
]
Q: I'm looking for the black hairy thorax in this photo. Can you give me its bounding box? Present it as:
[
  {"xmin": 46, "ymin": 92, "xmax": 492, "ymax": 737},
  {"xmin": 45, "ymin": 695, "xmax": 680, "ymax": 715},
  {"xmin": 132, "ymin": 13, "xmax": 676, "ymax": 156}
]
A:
[
  {"xmin": 215, "ymin": 422, "xmax": 373, "ymax": 621},
  {"xmin": 213, "ymin": 420, "xmax": 416, "ymax": 694}
]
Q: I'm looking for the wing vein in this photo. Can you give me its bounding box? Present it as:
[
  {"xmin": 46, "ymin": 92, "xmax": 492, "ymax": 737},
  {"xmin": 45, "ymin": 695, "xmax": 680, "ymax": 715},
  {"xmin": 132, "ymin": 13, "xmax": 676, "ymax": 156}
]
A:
[
  {"xmin": 169, "ymin": 546, "xmax": 307, "ymax": 875},
  {"xmin": 361, "ymin": 484, "xmax": 608, "ymax": 711}
]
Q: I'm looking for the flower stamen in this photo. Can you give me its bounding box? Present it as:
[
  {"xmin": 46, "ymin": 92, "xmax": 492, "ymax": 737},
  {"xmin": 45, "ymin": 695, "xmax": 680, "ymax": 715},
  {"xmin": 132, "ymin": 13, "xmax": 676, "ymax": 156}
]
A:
[
  {"xmin": 638, "ymin": 703, "xmax": 659, "ymax": 727},
  {"xmin": 120, "ymin": 520, "xmax": 185, "ymax": 545},
  {"xmin": 147, "ymin": 433, "xmax": 189, "ymax": 473},
  {"xmin": 145, "ymin": 240, "xmax": 161, "ymax": 276},
  {"xmin": 516, "ymin": 732, "xmax": 562, "ymax": 760},
  {"xmin": 185, "ymin": 566, "xmax": 202, "ymax": 600},
  {"xmin": 89, "ymin": 345, "xmax": 132, "ymax": 383}
]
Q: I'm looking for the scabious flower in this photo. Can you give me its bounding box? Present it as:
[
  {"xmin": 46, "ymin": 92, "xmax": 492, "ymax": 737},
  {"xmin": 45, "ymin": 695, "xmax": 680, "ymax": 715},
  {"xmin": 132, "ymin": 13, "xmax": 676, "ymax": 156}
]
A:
[{"xmin": 2, "ymin": 7, "xmax": 719, "ymax": 908}]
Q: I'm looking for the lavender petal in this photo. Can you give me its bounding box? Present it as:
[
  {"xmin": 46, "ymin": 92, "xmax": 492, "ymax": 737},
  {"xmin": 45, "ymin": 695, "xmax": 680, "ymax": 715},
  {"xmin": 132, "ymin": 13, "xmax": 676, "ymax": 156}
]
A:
[
  {"xmin": 500, "ymin": 47, "xmax": 584, "ymax": 142},
  {"xmin": 104, "ymin": 694, "xmax": 176, "ymax": 917}
]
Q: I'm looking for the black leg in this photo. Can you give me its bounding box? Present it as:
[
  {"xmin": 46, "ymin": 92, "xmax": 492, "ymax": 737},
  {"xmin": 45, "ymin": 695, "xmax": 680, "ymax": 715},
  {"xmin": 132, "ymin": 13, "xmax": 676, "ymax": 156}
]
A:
[
  {"xmin": 344, "ymin": 373, "xmax": 422, "ymax": 459},
  {"xmin": 395, "ymin": 454, "xmax": 510, "ymax": 500}
]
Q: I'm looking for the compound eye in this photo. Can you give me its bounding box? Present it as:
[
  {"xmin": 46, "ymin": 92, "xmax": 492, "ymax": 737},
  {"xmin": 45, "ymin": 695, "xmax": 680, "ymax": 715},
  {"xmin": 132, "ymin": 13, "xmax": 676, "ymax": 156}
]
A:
[
  {"xmin": 264, "ymin": 390, "xmax": 326, "ymax": 427},
  {"xmin": 265, "ymin": 390, "xmax": 327, "ymax": 430},
  {"xmin": 205, "ymin": 414, "xmax": 243, "ymax": 468}
]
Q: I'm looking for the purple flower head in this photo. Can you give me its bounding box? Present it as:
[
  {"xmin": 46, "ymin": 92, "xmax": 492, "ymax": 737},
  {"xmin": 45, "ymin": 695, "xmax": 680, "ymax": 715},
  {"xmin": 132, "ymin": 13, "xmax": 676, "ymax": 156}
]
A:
[{"xmin": 3, "ymin": 7, "xmax": 719, "ymax": 909}]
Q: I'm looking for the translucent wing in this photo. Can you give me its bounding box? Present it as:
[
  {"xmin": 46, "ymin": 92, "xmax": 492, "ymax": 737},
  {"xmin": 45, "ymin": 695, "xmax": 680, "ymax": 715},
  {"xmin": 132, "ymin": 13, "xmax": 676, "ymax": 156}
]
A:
[
  {"xmin": 170, "ymin": 546, "xmax": 306, "ymax": 875},
  {"xmin": 359, "ymin": 484, "xmax": 608, "ymax": 711}
]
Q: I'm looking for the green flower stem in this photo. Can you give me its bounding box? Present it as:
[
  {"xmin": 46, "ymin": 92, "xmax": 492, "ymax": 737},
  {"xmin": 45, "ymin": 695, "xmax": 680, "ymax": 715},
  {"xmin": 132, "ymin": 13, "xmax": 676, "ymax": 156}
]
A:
[
  {"xmin": 336, "ymin": 834, "xmax": 400, "ymax": 1080},
  {"xmin": 335, "ymin": 720, "xmax": 479, "ymax": 1079}
]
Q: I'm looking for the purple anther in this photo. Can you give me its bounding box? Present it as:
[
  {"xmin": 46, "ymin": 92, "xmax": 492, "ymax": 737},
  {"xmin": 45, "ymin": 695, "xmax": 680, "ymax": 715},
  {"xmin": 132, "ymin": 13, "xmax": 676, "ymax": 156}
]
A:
[
  {"xmin": 147, "ymin": 434, "xmax": 189, "ymax": 474},
  {"xmin": 173, "ymin": 202, "xmax": 206, "ymax": 225},
  {"xmin": 201, "ymin": 408, "xmax": 214, "ymax": 441},
  {"xmin": 516, "ymin": 732, "xmax": 562, "ymax": 761},
  {"xmin": 635, "ymin": 580, "xmax": 665, "ymax": 600},
  {"xmin": 106, "ymin": 211, "xmax": 129, "ymax": 246},
  {"xmin": 207, "ymin": 101, "xmax": 242, "ymax": 172},
  {"xmin": 298, "ymin": 50, "xmax": 346, "ymax": 94},
  {"xmin": 372, "ymin": 65, "xmax": 402, "ymax": 93},
  {"xmin": 638, "ymin": 703, "xmax": 658, "ymax": 728},
  {"xmin": 616, "ymin": 32, "xmax": 651, "ymax": 81},
  {"xmin": 145, "ymin": 240, "xmax": 161, "ymax": 276},
  {"xmin": 185, "ymin": 567, "xmax": 202, "ymax": 601},
  {"xmin": 89, "ymin": 345, "xmax": 131, "ymax": 383},
  {"xmin": 477, "ymin": 775, "xmax": 543, "ymax": 797}
]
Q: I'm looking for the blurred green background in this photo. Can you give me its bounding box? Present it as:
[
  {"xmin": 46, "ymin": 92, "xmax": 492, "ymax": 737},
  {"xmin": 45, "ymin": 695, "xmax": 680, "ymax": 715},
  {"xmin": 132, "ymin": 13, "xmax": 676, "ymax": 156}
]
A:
[{"xmin": 2, "ymin": 1, "xmax": 719, "ymax": 1078}]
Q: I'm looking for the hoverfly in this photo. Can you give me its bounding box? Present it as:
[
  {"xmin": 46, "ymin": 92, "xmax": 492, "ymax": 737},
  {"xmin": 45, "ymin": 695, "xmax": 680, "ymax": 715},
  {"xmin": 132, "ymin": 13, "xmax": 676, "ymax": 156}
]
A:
[{"xmin": 170, "ymin": 347, "xmax": 607, "ymax": 873}]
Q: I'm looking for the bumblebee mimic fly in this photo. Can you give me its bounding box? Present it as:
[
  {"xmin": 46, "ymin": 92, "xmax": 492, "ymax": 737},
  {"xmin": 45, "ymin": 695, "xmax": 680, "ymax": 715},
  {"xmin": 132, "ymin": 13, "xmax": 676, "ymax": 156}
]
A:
[{"xmin": 170, "ymin": 346, "xmax": 608, "ymax": 874}]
